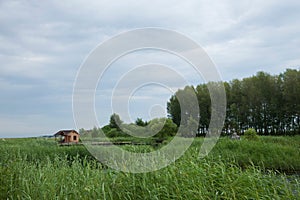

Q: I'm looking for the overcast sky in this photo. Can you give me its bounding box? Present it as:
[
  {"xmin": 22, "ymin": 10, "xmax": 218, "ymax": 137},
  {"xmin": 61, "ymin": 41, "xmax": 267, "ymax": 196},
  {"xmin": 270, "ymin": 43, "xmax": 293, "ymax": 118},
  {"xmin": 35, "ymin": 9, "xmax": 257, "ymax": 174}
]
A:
[{"xmin": 0, "ymin": 0, "xmax": 299, "ymax": 138}]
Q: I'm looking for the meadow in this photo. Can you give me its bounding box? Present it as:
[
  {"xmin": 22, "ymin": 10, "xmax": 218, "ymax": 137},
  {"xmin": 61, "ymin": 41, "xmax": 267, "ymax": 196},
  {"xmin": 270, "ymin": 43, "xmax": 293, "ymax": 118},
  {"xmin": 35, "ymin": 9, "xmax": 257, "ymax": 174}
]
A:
[{"xmin": 0, "ymin": 136, "xmax": 299, "ymax": 199}]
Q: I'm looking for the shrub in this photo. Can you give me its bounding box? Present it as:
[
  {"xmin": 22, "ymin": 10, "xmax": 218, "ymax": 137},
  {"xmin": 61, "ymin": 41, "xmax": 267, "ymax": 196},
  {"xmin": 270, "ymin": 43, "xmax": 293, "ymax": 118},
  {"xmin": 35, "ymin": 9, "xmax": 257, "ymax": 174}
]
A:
[
  {"xmin": 106, "ymin": 128, "xmax": 121, "ymax": 138},
  {"xmin": 244, "ymin": 128, "xmax": 259, "ymax": 140},
  {"xmin": 106, "ymin": 128, "xmax": 130, "ymax": 138},
  {"xmin": 101, "ymin": 125, "xmax": 112, "ymax": 134},
  {"xmin": 148, "ymin": 118, "xmax": 178, "ymax": 139}
]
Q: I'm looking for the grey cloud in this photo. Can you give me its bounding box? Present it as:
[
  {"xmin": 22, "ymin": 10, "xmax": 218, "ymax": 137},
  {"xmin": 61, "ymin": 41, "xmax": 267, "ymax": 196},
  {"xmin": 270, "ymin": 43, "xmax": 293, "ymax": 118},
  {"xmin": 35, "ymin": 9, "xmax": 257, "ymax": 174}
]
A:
[{"xmin": 0, "ymin": 0, "xmax": 299, "ymax": 136}]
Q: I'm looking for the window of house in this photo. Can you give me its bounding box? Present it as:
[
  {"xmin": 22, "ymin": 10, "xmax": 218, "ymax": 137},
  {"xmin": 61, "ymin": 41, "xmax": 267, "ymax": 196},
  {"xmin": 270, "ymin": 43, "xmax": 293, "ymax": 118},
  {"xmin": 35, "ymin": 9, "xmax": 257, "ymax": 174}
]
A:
[{"xmin": 73, "ymin": 135, "xmax": 77, "ymax": 140}]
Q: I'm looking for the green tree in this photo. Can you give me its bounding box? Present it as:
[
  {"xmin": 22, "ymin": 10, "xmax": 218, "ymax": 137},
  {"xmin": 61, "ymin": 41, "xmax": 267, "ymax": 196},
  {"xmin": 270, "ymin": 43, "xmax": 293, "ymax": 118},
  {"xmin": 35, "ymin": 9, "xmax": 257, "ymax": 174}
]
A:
[
  {"xmin": 109, "ymin": 113, "xmax": 123, "ymax": 131},
  {"xmin": 179, "ymin": 115, "xmax": 198, "ymax": 137},
  {"xmin": 167, "ymin": 69, "xmax": 300, "ymax": 136},
  {"xmin": 101, "ymin": 125, "xmax": 111, "ymax": 135},
  {"xmin": 196, "ymin": 84, "xmax": 210, "ymax": 135},
  {"xmin": 228, "ymin": 79, "xmax": 243, "ymax": 133},
  {"xmin": 78, "ymin": 128, "xmax": 85, "ymax": 135},
  {"xmin": 91, "ymin": 126, "xmax": 99, "ymax": 138},
  {"xmin": 135, "ymin": 118, "xmax": 148, "ymax": 127},
  {"xmin": 283, "ymin": 69, "xmax": 300, "ymax": 134},
  {"xmin": 167, "ymin": 86, "xmax": 199, "ymax": 128},
  {"xmin": 106, "ymin": 128, "xmax": 120, "ymax": 138},
  {"xmin": 167, "ymin": 93, "xmax": 181, "ymax": 126},
  {"xmin": 148, "ymin": 118, "xmax": 177, "ymax": 139}
]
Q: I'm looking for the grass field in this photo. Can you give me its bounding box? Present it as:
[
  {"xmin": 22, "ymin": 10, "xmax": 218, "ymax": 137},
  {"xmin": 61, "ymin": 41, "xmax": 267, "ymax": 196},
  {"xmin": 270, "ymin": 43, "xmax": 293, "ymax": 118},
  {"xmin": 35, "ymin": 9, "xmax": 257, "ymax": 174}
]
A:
[{"xmin": 0, "ymin": 136, "xmax": 299, "ymax": 199}]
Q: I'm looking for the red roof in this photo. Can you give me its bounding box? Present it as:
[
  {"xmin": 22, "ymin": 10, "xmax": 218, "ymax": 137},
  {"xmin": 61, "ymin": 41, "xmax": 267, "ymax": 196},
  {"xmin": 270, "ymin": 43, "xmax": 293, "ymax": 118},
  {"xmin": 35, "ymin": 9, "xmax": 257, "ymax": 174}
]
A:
[{"xmin": 54, "ymin": 130, "xmax": 79, "ymax": 137}]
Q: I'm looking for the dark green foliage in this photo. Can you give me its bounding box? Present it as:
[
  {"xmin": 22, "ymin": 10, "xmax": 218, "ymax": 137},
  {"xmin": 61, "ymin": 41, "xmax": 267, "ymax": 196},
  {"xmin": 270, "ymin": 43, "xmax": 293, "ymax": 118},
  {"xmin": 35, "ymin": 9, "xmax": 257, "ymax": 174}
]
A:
[
  {"xmin": 106, "ymin": 128, "xmax": 119, "ymax": 137},
  {"xmin": 179, "ymin": 116, "xmax": 198, "ymax": 137},
  {"xmin": 167, "ymin": 69, "xmax": 300, "ymax": 136},
  {"xmin": 106, "ymin": 128, "xmax": 125, "ymax": 138},
  {"xmin": 82, "ymin": 117, "xmax": 177, "ymax": 140},
  {"xmin": 167, "ymin": 95, "xmax": 181, "ymax": 126},
  {"xmin": 148, "ymin": 118, "xmax": 178, "ymax": 139},
  {"xmin": 101, "ymin": 124, "xmax": 112, "ymax": 134},
  {"xmin": 135, "ymin": 118, "xmax": 148, "ymax": 126},
  {"xmin": 109, "ymin": 113, "xmax": 123, "ymax": 130},
  {"xmin": 167, "ymin": 86, "xmax": 199, "ymax": 127}
]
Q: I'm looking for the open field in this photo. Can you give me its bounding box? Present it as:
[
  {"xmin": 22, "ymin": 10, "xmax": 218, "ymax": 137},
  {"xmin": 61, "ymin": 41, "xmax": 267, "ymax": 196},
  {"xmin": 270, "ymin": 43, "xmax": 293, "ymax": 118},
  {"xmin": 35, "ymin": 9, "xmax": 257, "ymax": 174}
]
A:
[{"xmin": 0, "ymin": 136, "xmax": 299, "ymax": 199}]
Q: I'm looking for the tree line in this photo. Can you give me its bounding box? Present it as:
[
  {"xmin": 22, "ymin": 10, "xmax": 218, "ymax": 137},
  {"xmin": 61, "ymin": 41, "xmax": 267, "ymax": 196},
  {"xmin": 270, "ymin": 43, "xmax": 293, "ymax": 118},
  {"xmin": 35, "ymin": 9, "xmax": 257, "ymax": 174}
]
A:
[
  {"xmin": 167, "ymin": 69, "xmax": 300, "ymax": 136},
  {"xmin": 79, "ymin": 113, "xmax": 178, "ymax": 139}
]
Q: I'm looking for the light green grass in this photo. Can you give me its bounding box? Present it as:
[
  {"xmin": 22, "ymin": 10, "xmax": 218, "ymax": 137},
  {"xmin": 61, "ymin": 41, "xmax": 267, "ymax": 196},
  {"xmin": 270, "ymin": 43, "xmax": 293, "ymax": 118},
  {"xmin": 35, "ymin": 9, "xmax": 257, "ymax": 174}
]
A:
[{"xmin": 0, "ymin": 136, "xmax": 299, "ymax": 199}]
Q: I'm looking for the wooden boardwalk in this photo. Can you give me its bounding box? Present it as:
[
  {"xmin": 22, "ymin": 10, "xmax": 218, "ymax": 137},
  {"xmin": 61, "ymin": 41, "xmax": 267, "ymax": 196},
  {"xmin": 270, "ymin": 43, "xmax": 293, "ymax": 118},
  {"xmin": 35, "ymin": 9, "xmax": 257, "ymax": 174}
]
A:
[
  {"xmin": 59, "ymin": 140, "xmax": 164, "ymax": 146},
  {"xmin": 85, "ymin": 141, "xmax": 149, "ymax": 146}
]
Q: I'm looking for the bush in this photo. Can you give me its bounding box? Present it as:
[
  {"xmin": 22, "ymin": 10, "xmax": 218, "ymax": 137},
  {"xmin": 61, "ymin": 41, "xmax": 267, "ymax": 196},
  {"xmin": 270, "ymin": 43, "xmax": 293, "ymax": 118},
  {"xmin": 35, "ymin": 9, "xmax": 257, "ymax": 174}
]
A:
[
  {"xmin": 101, "ymin": 125, "xmax": 112, "ymax": 134},
  {"xmin": 106, "ymin": 128, "xmax": 130, "ymax": 138},
  {"xmin": 244, "ymin": 128, "xmax": 259, "ymax": 140},
  {"xmin": 148, "ymin": 118, "xmax": 178, "ymax": 139},
  {"xmin": 106, "ymin": 128, "xmax": 121, "ymax": 138}
]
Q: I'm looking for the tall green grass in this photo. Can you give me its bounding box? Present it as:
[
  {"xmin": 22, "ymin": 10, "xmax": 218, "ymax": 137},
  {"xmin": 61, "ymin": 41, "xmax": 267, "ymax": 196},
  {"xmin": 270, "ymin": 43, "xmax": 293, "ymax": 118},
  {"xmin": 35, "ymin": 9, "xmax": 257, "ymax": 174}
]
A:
[
  {"xmin": 0, "ymin": 136, "xmax": 299, "ymax": 199},
  {"xmin": 208, "ymin": 136, "xmax": 300, "ymax": 172}
]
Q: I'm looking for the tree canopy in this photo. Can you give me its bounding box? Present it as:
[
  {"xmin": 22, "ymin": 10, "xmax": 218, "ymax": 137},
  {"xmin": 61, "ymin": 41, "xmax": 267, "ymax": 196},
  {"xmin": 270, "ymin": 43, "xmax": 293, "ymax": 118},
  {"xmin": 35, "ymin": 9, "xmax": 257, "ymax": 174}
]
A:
[
  {"xmin": 109, "ymin": 113, "xmax": 123, "ymax": 131},
  {"xmin": 167, "ymin": 69, "xmax": 300, "ymax": 136}
]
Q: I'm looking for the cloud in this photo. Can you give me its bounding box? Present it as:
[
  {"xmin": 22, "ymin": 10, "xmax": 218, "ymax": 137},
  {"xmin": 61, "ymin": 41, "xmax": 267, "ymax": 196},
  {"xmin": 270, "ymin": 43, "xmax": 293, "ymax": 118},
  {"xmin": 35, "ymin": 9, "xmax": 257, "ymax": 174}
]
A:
[
  {"xmin": 0, "ymin": 114, "xmax": 74, "ymax": 138},
  {"xmin": 0, "ymin": 0, "xmax": 299, "ymax": 136}
]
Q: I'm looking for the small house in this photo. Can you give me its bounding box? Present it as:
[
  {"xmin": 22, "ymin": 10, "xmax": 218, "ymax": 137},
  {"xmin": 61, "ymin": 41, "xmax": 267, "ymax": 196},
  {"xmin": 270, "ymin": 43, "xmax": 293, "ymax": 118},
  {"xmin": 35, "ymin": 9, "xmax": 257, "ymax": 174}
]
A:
[{"xmin": 54, "ymin": 130, "xmax": 80, "ymax": 144}]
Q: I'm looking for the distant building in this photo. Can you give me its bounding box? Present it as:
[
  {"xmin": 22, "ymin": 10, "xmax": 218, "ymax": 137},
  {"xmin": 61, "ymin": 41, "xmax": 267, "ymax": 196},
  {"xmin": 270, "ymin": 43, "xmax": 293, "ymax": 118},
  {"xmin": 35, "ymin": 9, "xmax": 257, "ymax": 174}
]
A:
[{"xmin": 54, "ymin": 130, "xmax": 80, "ymax": 144}]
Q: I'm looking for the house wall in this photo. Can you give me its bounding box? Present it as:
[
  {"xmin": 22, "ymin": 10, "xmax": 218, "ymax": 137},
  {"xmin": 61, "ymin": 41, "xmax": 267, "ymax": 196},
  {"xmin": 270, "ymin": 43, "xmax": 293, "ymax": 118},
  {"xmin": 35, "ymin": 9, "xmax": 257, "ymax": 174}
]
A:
[
  {"xmin": 56, "ymin": 130, "xmax": 80, "ymax": 143},
  {"xmin": 65, "ymin": 135, "xmax": 71, "ymax": 143},
  {"xmin": 68, "ymin": 131, "xmax": 79, "ymax": 143}
]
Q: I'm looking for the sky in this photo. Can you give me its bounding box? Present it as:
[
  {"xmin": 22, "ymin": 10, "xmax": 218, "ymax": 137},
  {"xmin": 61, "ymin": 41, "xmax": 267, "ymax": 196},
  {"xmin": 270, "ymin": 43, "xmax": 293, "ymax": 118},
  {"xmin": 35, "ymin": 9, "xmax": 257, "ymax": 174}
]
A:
[{"xmin": 0, "ymin": 0, "xmax": 300, "ymax": 138}]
